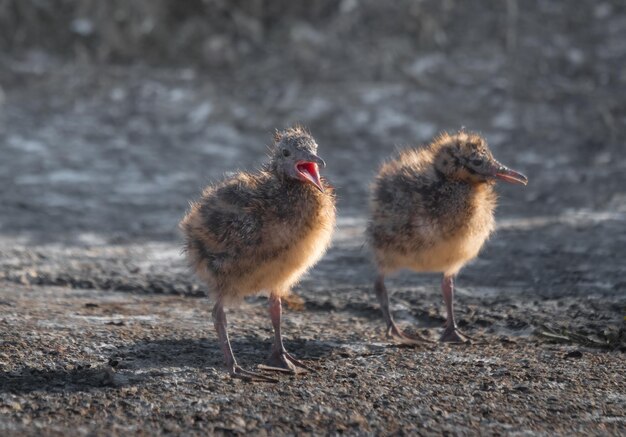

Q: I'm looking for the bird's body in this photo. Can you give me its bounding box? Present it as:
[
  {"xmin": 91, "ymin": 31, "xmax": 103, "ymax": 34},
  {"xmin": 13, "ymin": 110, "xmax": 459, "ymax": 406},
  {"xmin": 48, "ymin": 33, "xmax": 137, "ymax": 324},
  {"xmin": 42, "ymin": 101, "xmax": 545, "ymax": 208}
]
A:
[
  {"xmin": 368, "ymin": 131, "xmax": 527, "ymax": 343},
  {"xmin": 181, "ymin": 170, "xmax": 335, "ymax": 303},
  {"xmin": 369, "ymin": 145, "xmax": 496, "ymax": 277},
  {"xmin": 180, "ymin": 126, "xmax": 335, "ymax": 380}
]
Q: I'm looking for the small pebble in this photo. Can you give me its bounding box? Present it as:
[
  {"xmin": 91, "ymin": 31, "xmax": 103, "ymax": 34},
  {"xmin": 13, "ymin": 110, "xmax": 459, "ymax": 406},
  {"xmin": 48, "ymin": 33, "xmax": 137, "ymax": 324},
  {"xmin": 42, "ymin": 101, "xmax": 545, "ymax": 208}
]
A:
[{"xmin": 565, "ymin": 350, "xmax": 583, "ymax": 359}]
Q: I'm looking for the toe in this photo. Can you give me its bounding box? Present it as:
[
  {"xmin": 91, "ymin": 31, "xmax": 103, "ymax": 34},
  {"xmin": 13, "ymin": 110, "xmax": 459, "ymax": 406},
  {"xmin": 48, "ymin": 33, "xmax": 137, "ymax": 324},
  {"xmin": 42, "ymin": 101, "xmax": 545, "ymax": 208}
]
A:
[
  {"xmin": 439, "ymin": 328, "xmax": 472, "ymax": 344},
  {"xmin": 262, "ymin": 352, "xmax": 311, "ymax": 374},
  {"xmin": 388, "ymin": 325, "xmax": 434, "ymax": 346},
  {"xmin": 230, "ymin": 365, "xmax": 279, "ymax": 382}
]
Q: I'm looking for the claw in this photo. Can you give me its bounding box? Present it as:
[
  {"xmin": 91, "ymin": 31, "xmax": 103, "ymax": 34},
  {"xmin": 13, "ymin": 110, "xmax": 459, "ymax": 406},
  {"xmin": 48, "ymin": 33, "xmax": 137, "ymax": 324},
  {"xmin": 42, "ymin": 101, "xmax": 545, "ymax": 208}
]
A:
[
  {"xmin": 257, "ymin": 364, "xmax": 295, "ymax": 374},
  {"xmin": 439, "ymin": 326, "xmax": 473, "ymax": 344},
  {"xmin": 260, "ymin": 351, "xmax": 316, "ymax": 374},
  {"xmin": 387, "ymin": 322, "xmax": 435, "ymax": 346},
  {"xmin": 390, "ymin": 331, "xmax": 435, "ymax": 346},
  {"xmin": 230, "ymin": 365, "xmax": 279, "ymax": 383}
]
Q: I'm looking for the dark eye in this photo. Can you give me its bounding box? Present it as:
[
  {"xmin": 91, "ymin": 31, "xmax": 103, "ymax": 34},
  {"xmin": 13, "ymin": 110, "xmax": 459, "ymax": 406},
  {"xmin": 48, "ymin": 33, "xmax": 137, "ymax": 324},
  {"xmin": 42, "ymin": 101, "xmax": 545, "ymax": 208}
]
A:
[
  {"xmin": 472, "ymin": 158, "xmax": 484, "ymax": 166},
  {"xmin": 282, "ymin": 149, "xmax": 291, "ymax": 157}
]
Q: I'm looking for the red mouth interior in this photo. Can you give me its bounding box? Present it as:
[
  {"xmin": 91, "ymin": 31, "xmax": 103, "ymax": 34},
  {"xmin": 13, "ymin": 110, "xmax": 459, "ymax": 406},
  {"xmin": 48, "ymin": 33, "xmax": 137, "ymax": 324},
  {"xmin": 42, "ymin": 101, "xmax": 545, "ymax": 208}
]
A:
[{"xmin": 297, "ymin": 162, "xmax": 319, "ymax": 180}]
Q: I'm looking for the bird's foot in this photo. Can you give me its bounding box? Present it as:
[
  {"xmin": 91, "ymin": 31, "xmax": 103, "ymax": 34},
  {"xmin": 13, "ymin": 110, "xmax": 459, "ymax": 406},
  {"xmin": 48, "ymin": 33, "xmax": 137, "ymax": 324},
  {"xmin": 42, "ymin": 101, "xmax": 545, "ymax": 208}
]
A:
[
  {"xmin": 387, "ymin": 323, "xmax": 435, "ymax": 346},
  {"xmin": 439, "ymin": 326, "xmax": 472, "ymax": 344},
  {"xmin": 229, "ymin": 364, "xmax": 279, "ymax": 383},
  {"xmin": 258, "ymin": 350, "xmax": 315, "ymax": 375}
]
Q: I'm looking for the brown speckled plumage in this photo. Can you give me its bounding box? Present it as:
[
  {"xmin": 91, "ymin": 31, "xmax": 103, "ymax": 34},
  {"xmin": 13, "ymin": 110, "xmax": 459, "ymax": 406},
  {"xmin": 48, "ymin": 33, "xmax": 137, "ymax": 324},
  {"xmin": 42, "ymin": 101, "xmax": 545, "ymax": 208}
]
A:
[
  {"xmin": 180, "ymin": 126, "xmax": 336, "ymax": 379},
  {"xmin": 368, "ymin": 131, "xmax": 527, "ymax": 343},
  {"xmin": 181, "ymin": 171, "xmax": 335, "ymax": 302},
  {"xmin": 369, "ymin": 131, "xmax": 497, "ymax": 276}
]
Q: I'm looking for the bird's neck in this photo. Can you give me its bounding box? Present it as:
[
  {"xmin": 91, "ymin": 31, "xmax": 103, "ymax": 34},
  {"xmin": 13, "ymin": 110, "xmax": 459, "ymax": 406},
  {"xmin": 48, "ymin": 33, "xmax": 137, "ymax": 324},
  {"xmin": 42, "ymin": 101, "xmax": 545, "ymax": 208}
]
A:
[
  {"xmin": 273, "ymin": 170, "xmax": 321, "ymax": 197},
  {"xmin": 435, "ymin": 172, "xmax": 495, "ymax": 210}
]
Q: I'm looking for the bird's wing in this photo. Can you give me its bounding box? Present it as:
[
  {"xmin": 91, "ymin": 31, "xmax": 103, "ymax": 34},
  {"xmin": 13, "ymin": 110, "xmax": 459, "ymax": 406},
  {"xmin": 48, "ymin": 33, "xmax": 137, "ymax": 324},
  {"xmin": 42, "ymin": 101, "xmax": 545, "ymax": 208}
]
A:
[{"xmin": 196, "ymin": 173, "xmax": 267, "ymax": 255}]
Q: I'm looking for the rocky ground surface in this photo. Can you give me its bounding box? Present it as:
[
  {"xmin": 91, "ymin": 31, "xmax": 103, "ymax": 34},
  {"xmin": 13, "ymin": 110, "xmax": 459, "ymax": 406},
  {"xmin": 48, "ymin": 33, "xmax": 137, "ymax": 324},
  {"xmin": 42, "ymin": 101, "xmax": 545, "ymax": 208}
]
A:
[
  {"xmin": 0, "ymin": 160, "xmax": 624, "ymax": 436},
  {"xmin": 1, "ymin": 1, "xmax": 626, "ymax": 435}
]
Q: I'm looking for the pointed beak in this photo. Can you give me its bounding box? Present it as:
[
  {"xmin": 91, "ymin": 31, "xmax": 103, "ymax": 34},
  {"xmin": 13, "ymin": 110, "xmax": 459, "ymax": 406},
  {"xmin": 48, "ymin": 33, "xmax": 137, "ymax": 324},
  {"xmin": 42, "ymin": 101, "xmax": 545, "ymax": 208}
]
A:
[
  {"xmin": 296, "ymin": 154, "xmax": 325, "ymax": 192},
  {"xmin": 311, "ymin": 154, "xmax": 326, "ymax": 169},
  {"xmin": 494, "ymin": 162, "xmax": 528, "ymax": 185}
]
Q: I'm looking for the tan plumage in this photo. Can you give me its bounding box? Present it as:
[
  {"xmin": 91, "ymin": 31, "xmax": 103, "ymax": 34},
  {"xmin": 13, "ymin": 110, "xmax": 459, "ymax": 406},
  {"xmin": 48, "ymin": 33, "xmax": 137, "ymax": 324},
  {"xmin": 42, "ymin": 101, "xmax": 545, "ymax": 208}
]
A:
[
  {"xmin": 369, "ymin": 131, "xmax": 497, "ymax": 276},
  {"xmin": 180, "ymin": 126, "xmax": 336, "ymax": 379},
  {"xmin": 368, "ymin": 131, "xmax": 527, "ymax": 343},
  {"xmin": 180, "ymin": 168, "xmax": 335, "ymax": 303}
]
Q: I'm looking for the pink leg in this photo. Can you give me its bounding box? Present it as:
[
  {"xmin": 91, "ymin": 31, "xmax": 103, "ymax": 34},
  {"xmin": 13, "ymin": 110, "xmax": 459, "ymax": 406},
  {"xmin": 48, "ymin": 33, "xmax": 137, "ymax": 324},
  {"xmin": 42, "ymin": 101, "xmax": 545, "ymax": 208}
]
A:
[
  {"xmin": 212, "ymin": 300, "xmax": 277, "ymax": 382},
  {"xmin": 257, "ymin": 294, "xmax": 314, "ymax": 374},
  {"xmin": 439, "ymin": 275, "xmax": 471, "ymax": 343},
  {"xmin": 375, "ymin": 275, "xmax": 433, "ymax": 345}
]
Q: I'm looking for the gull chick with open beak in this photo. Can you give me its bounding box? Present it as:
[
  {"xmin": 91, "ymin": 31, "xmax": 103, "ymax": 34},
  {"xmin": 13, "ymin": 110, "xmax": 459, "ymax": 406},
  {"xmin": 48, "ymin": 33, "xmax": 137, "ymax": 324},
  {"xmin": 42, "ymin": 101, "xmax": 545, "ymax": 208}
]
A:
[
  {"xmin": 180, "ymin": 126, "xmax": 336, "ymax": 381},
  {"xmin": 367, "ymin": 131, "xmax": 527, "ymax": 343}
]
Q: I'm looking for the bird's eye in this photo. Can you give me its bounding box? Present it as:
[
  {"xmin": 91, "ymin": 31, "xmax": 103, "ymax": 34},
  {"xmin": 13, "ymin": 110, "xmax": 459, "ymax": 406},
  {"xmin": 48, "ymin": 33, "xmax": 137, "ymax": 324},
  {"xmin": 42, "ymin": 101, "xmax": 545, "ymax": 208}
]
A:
[
  {"xmin": 282, "ymin": 149, "xmax": 291, "ymax": 157},
  {"xmin": 472, "ymin": 158, "xmax": 484, "ymax": 166}
]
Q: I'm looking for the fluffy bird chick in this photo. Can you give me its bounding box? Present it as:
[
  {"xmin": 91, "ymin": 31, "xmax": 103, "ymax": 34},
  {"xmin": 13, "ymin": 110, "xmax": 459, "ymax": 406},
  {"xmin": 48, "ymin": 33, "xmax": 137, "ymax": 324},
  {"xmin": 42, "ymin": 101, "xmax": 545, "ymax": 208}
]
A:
[
  {"xmin": 180, "ymin": 127, "xmax": 336, "ymax": 381},
  {"xmin": 367, "ymin": 131, "xmax": 527, "ymax": 343}
]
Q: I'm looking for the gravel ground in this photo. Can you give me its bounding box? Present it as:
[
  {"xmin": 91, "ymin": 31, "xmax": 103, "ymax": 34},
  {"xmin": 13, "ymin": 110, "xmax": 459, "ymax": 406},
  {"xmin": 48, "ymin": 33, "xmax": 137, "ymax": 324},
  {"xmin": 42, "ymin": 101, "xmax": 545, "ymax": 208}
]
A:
[
  {"xmin": 1, "ymin": 1, "xmax": 626, "ymax": 435},
  {"xmin": 0, "ymin": 277, "xmax": 624, "ymax": 436},
  {"xmin": 0, "ymin": 213, "xmax": 624, "ymax": 435}
]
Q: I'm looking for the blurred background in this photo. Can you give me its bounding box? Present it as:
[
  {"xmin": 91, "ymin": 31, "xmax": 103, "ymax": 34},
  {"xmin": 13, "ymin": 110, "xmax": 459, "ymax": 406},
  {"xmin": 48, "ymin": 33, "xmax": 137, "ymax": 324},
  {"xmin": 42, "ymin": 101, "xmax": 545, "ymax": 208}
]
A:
[
  {"xmin": 1, "ymin": 0, "xmax": 624, "ymax": 239},
  {"xmin": 0, "ymin": 1, "xmax": 624, "ymax": 296}
]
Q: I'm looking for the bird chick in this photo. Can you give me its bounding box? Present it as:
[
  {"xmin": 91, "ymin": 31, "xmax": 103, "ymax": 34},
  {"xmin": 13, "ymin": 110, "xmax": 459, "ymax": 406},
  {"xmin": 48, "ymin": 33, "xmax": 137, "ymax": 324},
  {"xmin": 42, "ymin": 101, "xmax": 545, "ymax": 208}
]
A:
[
  {"xmin": 367, "ymin": 131, "xmax": 527, "ymax": 343},
  {"xmin": 180, "ymin": 126, "xmax": 336, "ymax": 380}
]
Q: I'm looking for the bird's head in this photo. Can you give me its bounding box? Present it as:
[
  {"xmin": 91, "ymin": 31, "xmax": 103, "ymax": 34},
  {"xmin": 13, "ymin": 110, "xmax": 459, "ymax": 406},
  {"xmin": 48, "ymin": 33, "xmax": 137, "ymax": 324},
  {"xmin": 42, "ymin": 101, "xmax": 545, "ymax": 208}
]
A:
[
  {"xmin": 433, "ymin": 131, "xmax": 528, "ymax": 186},
  {"xmin": 269, "ymin": 126, "xmax": 326, "ymax": 192}
]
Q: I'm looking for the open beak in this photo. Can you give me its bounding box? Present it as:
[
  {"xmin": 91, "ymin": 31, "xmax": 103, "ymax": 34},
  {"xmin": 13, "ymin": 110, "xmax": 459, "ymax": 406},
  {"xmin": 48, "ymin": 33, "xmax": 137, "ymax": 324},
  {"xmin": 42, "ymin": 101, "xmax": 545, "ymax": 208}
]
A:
[
  {"xmin": 494, "ymin": 163, "xmax": 528, "ymax": 185},
  {"xmin": 296, "ymin": 155, "xmax": 325, "ymax": 192}
]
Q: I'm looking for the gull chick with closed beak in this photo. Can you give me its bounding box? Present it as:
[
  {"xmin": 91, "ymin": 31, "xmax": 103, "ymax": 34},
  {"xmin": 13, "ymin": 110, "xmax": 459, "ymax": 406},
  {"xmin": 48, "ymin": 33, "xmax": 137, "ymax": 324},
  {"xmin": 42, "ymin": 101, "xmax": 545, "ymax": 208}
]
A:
[{"xmin": 368, "ymin": 131, "xmax": 528, "ymax": 343}]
